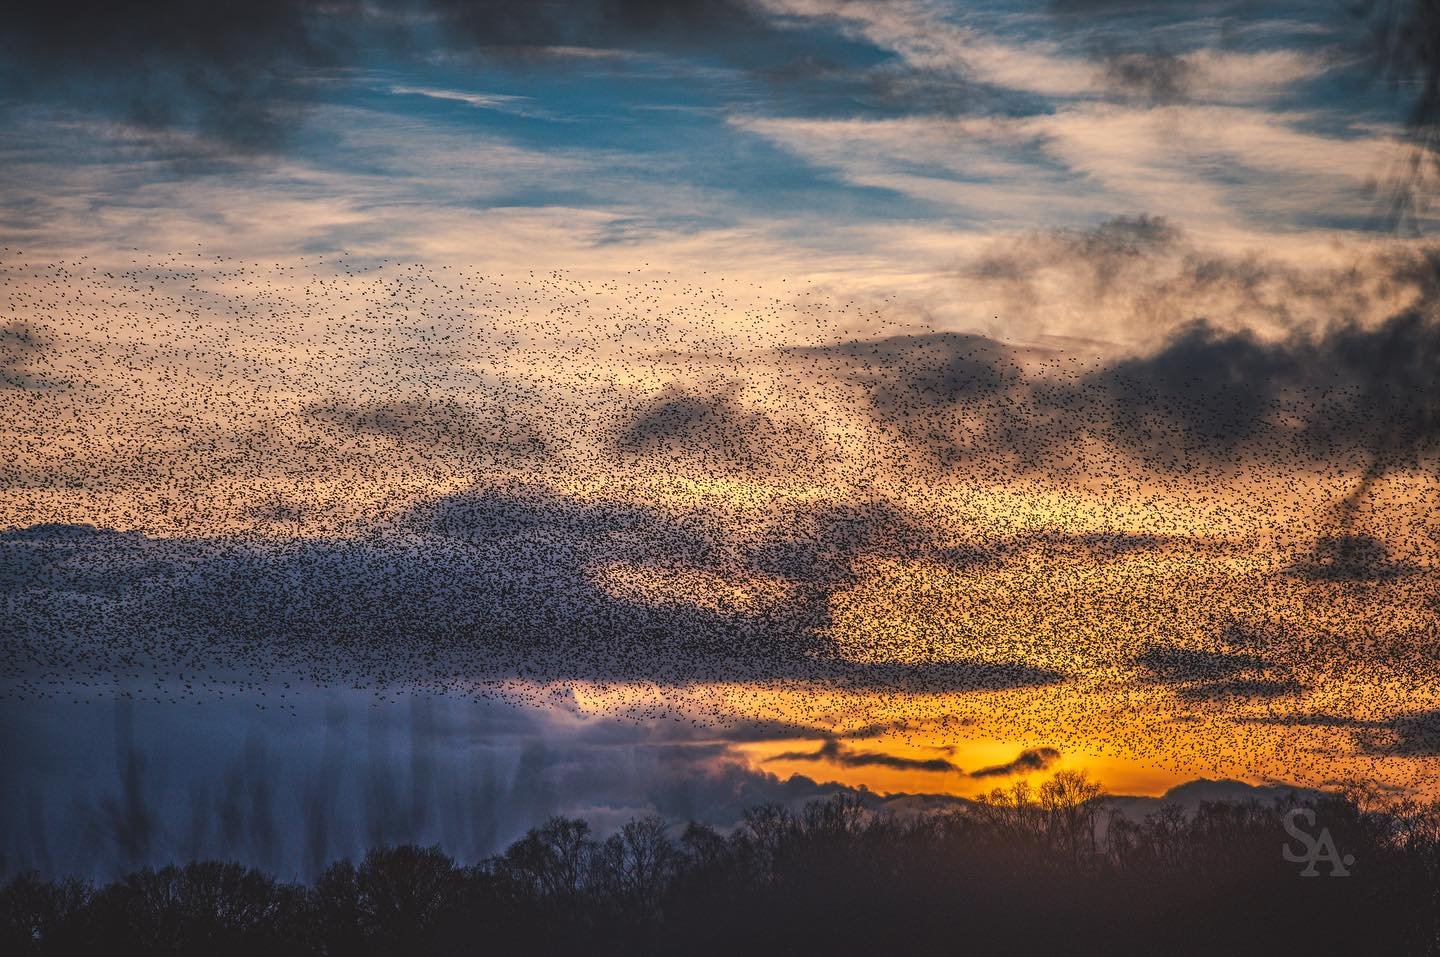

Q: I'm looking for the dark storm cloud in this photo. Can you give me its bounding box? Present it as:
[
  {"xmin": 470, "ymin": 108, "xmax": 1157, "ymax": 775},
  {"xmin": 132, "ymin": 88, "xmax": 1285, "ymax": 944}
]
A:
[
  {"xmin": 420, "ymin": 0, "xmax": 773, "ymax": 52},
  {"xmin": 969, "ymin": 747, "xmax": 1062, "ymax": 779},
  {"xmin": 1302, "ymin": 304, "xmax": 1440, "ymax": 525},
  {"xmin": 153, "ymin": 529, "xmax": 792, "ymax": 683},
  {"xmin": 0, "ymin": 0, "xmax": 347, "ymax": 150},
  {"xmin": 1, "ymin": 510, "xmax": 768, "ymax": 690},
  {"xmin": 767, "ymin": 738, "xmax": 963, "ymax": 774},
  {"xmin": 1076, "ymin": 320, "xmax": 1301, "ymax": 461},
  {"xmin": 814, "ymin": 228, "xmax": 1440, "ymax": 480},
  {"xmin": 0, "ymin": 0, "xmax": 865, "ymax": 150},
  {"xmin": 1086, "ymin": 304, "xmax": 1438, "ymax": 475},
  {"xmin": 815, "ymin": 212, "xmax": 1437, "ymax": 470},
  {"xmin": 415, "ymin": 0, "xmax": 909, "ymax": 112}
]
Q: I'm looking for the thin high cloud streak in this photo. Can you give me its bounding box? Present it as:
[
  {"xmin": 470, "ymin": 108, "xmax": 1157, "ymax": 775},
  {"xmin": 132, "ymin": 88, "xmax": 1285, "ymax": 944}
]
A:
[{"xmin": 736, "ymin": 102, "xmax": 1399, "ymax": 235}]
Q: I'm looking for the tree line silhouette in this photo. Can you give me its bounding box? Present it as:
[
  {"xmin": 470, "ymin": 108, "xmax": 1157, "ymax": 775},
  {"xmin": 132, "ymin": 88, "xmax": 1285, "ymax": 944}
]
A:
[{"xmin": 5, "ymin": 770, "xmax": 1439, "ymax": 955}]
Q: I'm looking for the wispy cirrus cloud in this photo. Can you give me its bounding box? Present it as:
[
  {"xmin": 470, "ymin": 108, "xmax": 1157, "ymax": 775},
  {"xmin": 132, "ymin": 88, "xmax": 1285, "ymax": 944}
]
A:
[{"xmin": 388, "ymin": 85, "xmax": 545, "ymax": 117}]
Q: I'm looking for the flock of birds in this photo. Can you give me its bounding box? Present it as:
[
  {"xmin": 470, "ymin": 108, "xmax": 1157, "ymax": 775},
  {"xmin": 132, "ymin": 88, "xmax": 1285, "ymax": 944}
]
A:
[{"xmin": 1, "ymin": 246, "xmax": 1438, "ymax": 796}]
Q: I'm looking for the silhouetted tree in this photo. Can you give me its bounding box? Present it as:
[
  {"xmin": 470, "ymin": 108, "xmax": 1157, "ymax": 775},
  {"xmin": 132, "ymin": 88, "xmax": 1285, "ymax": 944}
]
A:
[{"xmin": 5, "ymin": 775, "xmax": 1440, "ymax": 955}]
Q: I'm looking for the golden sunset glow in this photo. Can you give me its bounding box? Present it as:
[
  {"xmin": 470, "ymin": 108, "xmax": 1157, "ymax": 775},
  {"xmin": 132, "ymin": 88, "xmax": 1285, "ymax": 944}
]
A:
[{"xmin": 5, "ymin": 10, "xmax": 1440, "ymax": 945}]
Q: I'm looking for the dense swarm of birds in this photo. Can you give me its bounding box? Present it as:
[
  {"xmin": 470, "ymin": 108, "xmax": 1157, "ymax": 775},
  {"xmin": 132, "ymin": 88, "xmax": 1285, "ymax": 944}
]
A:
[{"xmin": 0, "ymin": 245, "xmax": 1437, "ymax": 795}]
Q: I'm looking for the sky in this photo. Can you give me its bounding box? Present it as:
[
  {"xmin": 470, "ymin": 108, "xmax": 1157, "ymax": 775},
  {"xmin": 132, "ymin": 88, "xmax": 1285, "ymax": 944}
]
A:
[{"xmin": 1, "ymin": 0, "xmax": 1438, "ymax": 878}]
